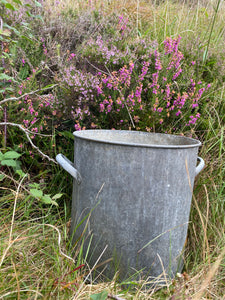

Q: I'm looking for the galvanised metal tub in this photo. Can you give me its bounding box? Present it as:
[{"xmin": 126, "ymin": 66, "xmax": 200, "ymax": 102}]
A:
[{"xmin": 56, "ymin": 130, "xmax": 204, "ymax": 282}]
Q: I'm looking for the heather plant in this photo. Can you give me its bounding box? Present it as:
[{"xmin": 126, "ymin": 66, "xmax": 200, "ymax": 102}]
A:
[{"xmin": 60, "ymin": 35, "xmax": 210, "ymax": 134}]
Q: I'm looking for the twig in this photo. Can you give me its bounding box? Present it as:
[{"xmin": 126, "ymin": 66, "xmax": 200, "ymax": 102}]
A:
[
  {"xmin": 0, "ymin": 84, "xmax": 58, "ymax": 106},
  {"xmin": 0, "ymin": 122, "xmax": 57, "ymax": 163},
  {"xmin": 9, "ymin": 174, "xmax": 27, "ymax": 243},
  {"xmin": 85, "ymin": 58, "xmax": 111, "ymax": 76}
]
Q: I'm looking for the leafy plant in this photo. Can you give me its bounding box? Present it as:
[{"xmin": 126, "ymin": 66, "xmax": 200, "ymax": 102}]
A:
[
  {"xmin": 28, "ymin": 182, "xmax": 62, "ymax": 206},
  {"xmin": 0, "ymin": 150, "xmax": 21, "ymax": 170}
]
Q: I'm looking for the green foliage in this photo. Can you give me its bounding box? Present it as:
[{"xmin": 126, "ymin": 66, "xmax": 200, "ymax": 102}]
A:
[
  {"xmin": 0, "ymin": 150, "xmax": 22, "ymax": 170},
  {"xmin": 29, "ymin": 185, "xmax": 62, "ymax": 206},
  {"xmin": 90, "ymin": 291, "xmax": 108, "ymax": 300}
]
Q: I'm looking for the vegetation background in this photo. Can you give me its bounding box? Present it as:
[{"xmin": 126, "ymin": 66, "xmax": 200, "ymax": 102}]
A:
[{"xmin": 0, "ymin": 0, "xmax": 225, "ymax": 299}]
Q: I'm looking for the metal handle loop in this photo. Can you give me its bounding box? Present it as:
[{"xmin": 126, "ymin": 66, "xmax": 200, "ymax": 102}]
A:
[
  {"xmin": 195, "ymin": 156, "xmax": 205, "ymax": 176},
  {"xmin": 56, "ymin": 154, "xmax": 82, "ymax": 184}
]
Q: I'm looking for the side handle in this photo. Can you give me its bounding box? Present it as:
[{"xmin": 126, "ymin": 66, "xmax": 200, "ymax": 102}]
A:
[
  {"xmin": 195, "ymin": 156, "xmax": 205, "ymax": 176},
  {"xmin": 56, "ymin": 154, "xmax": 82, "ymax": 184}
]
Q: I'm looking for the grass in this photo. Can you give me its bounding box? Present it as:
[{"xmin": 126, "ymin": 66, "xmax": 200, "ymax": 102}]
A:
[{"xmin": 1, "ymin": 0, "xmax": 225, "ymax": 298}]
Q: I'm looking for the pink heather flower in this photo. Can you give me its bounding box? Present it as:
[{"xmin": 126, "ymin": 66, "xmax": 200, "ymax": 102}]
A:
[
  {"xmin": 31, "ymin": 118, "xmax": 37, "ymax": 125},
  {"xmin": 23, "ymin": 120, "xmax": 29, "ymax": 127},
  {"xmin": 99, "ymin": 103, "xmax": 105, "ymax": 112},
  {"xmin": 129, "ymin": 61, "xmax": 135, "ymax": 72},
  {"xmin": 165, "ymin": 84, "xmax": 170, "ymax": 98},
  {"xmin": 116, "ymin": 98, "xmax": 122, "ymax": 105},
  {"xmin": 29, "ymin": 107, "xmax": 35, "ymax": 114},
  {"xmin": 164, "ymin": 36, "xmax": 182, "ymax": 55},
  {"xmin": 75, "ymin": 123, "xmax": 81, "ymax": 131},
  {"xmin": 135, "ymin": 84, "xmax": 143, "ymax": 102},
  {"xmin": 96, "ymin": 85, "xmax": 103, "ymax": 95},
  {"xmin": 187, "ymin": 113, "xmax": 201, "ymax": 125},
  {"xmin": 172, "ymin": 68, "xmax": 182, "ymax": 80},
  {"xmin": 191, "ymin": 61, "xmax": 196, "ymax": 66},
  {"xmin": 155, "ymin": 58, "xmax": 162, "ymax": 71},
  {"xmin": 139, "ymin": 61, "xmax": 149, "ymax": 81},
  {"xmin": 107, "ymin": 82, "xmax": 113, "ymax": 89},
  {"xmin": 106, "ymin": 105, "xmax": 112, "ymax": 113}
]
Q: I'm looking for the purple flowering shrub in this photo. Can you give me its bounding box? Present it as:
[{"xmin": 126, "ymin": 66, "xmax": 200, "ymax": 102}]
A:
[
  {"xmin": 60, "ymin": 35, "xmax": 210, "ymax": 133},
  {"xmin": 1, "ymin": 2, "xmax": 211, "ymax": 139}
]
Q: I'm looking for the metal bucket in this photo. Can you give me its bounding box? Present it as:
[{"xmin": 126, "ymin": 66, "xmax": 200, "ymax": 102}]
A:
[{"xmin": 56, "ymin": 130, "xmax": 204, "ymax": 281}]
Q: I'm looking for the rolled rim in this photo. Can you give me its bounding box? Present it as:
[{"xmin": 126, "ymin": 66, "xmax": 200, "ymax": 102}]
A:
[{"xmin": 73, "ymin": 130, "xmax": 201, "ymax": 149}]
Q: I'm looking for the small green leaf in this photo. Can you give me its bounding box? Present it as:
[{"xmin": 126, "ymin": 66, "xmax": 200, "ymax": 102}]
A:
[
  {"xmin": 52, "ymin": 193, "xmax": 63, "ymax": 200},
  {"xmin": 26, "ymin": 11, "xmax": 31, "ymax": 17},
  {"xmin": 12, "ymin": 0, "xmax": 22, "ymax": 5},
  {"xmin": 5, "ymin": 3, "xmax": 16, "ymax": 10},
  {"xmin": 20, "ymin": 35, "xmax": 34, "ymax": 43},
  {"xmin": 0, "ymin": 152, "xmax": 4, "ymax": 160},
  {"xmin": 1, "ymin": 160, "xmax": 17, "ymax": 167},
  {"xmin": 90, "ymin": 291, "xmax": 108, "ymax": 300},
  {"xmin": 30, "ymin": 189, "xmax": 43, "ymax": 198},
  {"xmin": 34, "ymin": 0, "xmax": 42, "ymax": 7},
  {"xmin": 0, "ymin": 174, "xmax": 5, "ymax": 181},
  {"xmin": 29, "ymin": 183, "xmax": 40, "ymax": 189},
  {"xmin": 203, "ymin": 49, "xmax": 208, "ymax": 63},
  {"xmin": 3, "ymin": 151, "xmax": 21, "ymax": 159},
  {"xmin": 0, "ymin": 87, "xmax": 14, "ymax": 93},
  {"xmin": 15, "ymin": 160, "xmax": 22, "ymax": 171},
  {"xmin": 16, "ymin": 170, "xmax": 26, "ymax": 177},
  {"xmin": 41, "ymin": 195, "xmax": 58, "ymax": 206},
  {"xmin": 0, "ymin": 73, "xmax": 14, "ymax": 81}
]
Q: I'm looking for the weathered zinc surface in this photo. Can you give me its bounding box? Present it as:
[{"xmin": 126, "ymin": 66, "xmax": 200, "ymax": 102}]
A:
[{"xmin": 56, "ymin": 130, "xmax": 204, "ymax": 282}]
